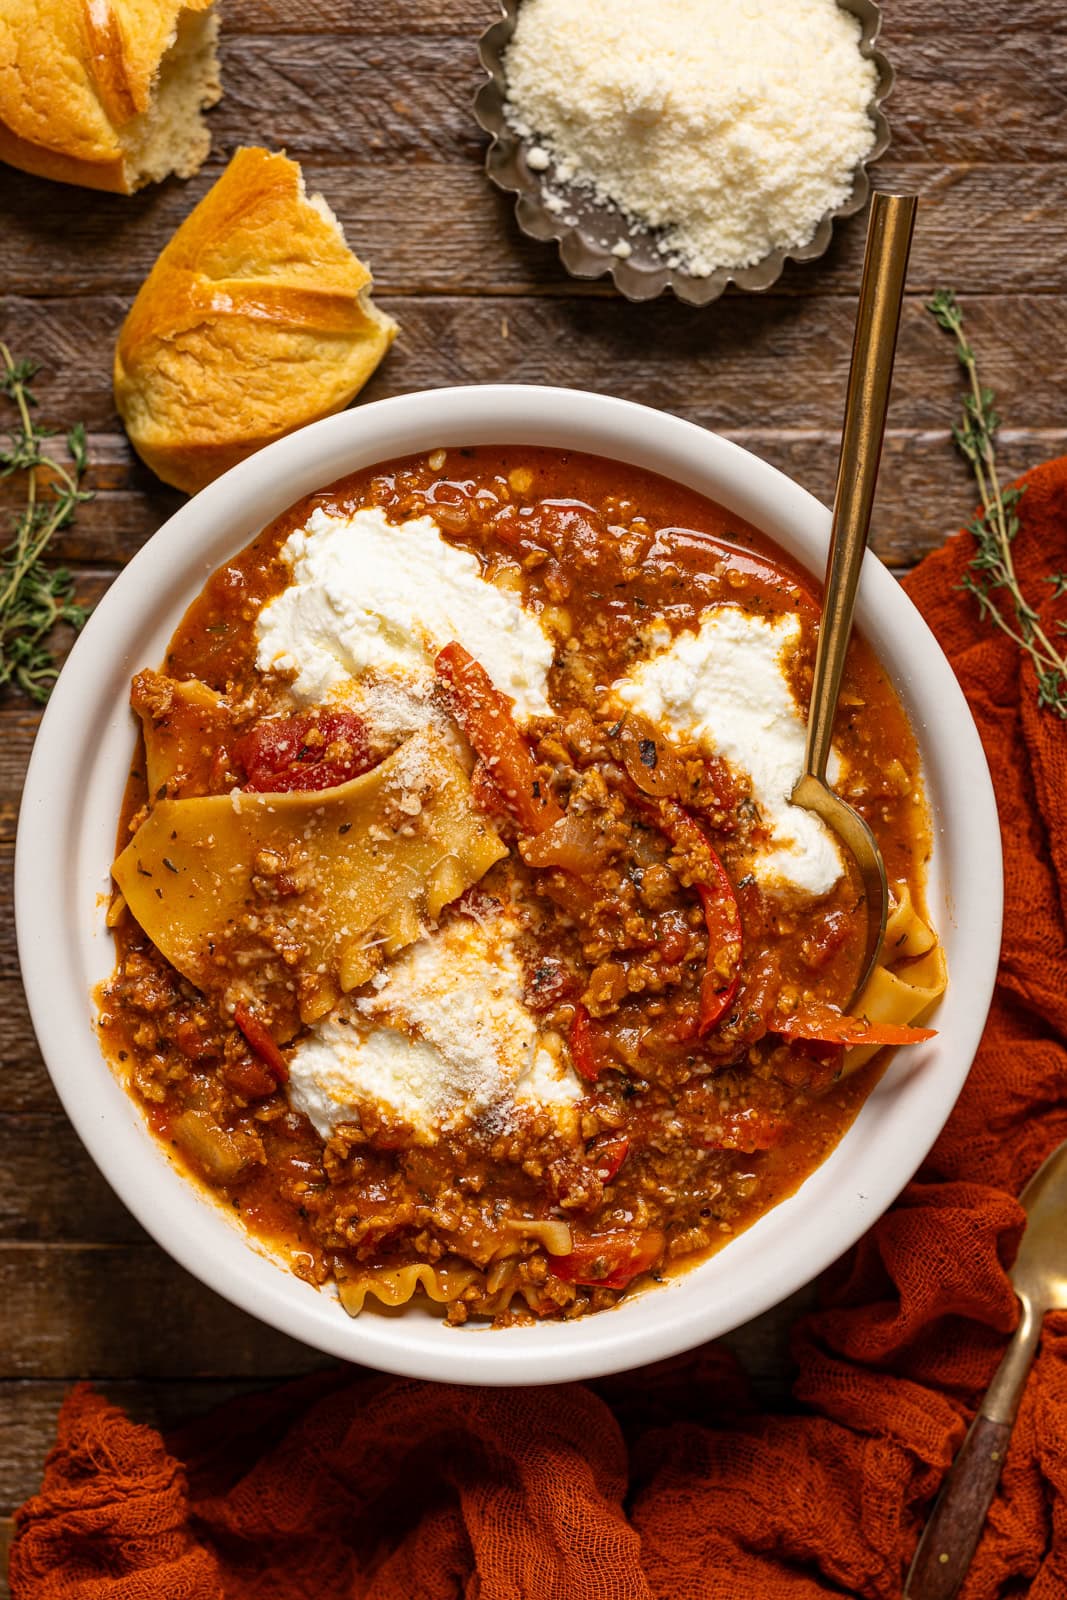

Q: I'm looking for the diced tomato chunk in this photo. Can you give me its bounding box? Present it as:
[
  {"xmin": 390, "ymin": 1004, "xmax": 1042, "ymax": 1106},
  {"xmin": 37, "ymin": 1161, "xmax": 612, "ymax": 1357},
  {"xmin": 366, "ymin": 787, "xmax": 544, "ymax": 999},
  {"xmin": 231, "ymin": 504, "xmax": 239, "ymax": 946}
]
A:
[
  {"xmin": 175, "ymin": 1018, "xmax": 218, "ymax": 1062},
  {"xmin": 235, "ymin": 709, "xmax": 374, "ymax": 793},
  {"xmin": 553, "ymin": 1228, "xmax": 665, "ymax": 1290},
  {"xmin": 223, "ymin": 1054, "xmax": 278, "ymax": 1101},
  {"xmin": 590, "ymin": 1136, "xmax": 629, "ymax": 1184},
  {"xmin": 702, "ymin": 1105, "xmax": 785, "ymax": 1154}
]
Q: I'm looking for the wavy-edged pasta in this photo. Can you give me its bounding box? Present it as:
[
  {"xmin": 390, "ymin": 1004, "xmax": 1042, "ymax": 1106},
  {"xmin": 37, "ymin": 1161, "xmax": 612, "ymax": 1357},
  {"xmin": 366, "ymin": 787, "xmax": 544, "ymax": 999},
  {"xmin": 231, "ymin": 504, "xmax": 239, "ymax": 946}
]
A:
[
  {"xmin": 844, "ymin": 882, "xmax": 948, "ymax": 1074},
  {"xmin": 501, "ymin": 1218, "xmax": 573, "ymax": 1255},
  {"xmin": 336, "ymin": 1261, "xmax": 481, "ymax": 1318}
]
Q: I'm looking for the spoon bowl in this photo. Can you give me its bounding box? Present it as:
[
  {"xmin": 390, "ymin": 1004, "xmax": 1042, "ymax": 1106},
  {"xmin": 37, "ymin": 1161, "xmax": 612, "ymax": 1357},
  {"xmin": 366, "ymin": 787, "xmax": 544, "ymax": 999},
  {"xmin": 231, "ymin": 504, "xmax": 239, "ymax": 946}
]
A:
[{"xmin": 791, "ymin": 773, "xmax": 888, "ymax": 1006}]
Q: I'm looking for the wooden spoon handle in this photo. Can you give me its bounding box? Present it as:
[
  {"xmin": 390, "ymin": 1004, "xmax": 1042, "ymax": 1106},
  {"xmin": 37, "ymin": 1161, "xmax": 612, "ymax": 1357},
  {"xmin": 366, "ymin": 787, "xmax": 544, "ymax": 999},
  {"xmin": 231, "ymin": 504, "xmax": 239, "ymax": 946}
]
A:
[
  {"xmin": 903, "ymin": 1413, "xmax": 1013, "ymax": 1599},
  {"xmin": 905, "ymin": 1302, "xmax": 1043, "ymax": 1599}
]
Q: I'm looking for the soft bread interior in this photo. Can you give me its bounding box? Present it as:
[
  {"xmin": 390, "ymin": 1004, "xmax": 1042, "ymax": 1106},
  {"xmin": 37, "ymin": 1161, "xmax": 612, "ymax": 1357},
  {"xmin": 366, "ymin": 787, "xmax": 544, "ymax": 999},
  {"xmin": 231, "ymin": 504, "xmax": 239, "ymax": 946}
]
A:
[
  {"xmin": 118, "ymin": 5, "xmax": 221, "ymax": 188},
  {"xmin": 305, "ymin": 181, "xmax": 396, "ymax": 337}
]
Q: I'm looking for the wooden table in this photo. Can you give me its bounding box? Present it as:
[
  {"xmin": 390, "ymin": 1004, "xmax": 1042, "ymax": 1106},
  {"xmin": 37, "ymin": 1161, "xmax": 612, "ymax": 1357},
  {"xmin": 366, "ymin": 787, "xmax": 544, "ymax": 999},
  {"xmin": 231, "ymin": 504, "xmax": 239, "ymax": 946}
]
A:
[{"xmin": 1, "ymin": 1, "xmax": 1062, "ymax": 1588}]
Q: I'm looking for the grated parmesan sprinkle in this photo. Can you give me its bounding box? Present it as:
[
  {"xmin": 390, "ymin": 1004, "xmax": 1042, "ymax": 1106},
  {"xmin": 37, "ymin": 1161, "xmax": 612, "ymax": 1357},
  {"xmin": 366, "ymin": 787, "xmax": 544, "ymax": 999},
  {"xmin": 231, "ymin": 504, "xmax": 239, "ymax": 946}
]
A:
[
  {"xmin": 285, "ymin": 913, "xmax": 581, "ymax": 1143},
  {"xmin": 503, "ymin": 0, "xmax": 879, "ymax": 277}
]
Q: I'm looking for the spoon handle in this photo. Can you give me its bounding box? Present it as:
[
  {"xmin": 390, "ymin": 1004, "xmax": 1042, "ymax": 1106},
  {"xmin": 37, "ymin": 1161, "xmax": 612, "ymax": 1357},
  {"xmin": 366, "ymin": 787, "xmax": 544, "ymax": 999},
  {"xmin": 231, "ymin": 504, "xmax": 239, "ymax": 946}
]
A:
[
  {"xmin": 904, "ymin": 1298, "xmax": 1044, "ymax": 1600},
  {"xmin": 802, "ymin": 192, "xmax": 917, "ymax": 783}
]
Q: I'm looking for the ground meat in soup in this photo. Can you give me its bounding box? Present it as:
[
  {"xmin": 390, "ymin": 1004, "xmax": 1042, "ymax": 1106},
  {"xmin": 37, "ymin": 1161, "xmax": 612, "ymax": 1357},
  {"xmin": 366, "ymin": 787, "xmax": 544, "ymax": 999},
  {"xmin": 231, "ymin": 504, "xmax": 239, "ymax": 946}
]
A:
[{"xmin": 97, "ymin": 446, "xmax": 932, "ymax": 1325}]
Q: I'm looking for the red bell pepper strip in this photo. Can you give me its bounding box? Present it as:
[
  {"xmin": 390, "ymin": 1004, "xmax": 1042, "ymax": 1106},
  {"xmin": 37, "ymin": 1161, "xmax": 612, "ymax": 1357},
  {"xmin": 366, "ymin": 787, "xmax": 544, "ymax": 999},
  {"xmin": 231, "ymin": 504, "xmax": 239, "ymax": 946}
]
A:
[
  {"xmin": 778, "ymin": 1007, "xmax": 937, "ymax": 1048},
  {"xmin": 234, "ymin": 1003, "xmax": 289, "ymax": 1086},
  {"xmin": 568, "ymin": 1003, "xmax": 606, "ymax": 1083},
  {"xmin": 553, "ymin": 1228, "xmax": 665, "ymax": 1290},
  {"xmin": 434, "ymin": 642, "xmax": 563, "ymax": 834},
  {"xmin": 638, "ymin": 796, "xmax": 742, "ymax": 1036}
]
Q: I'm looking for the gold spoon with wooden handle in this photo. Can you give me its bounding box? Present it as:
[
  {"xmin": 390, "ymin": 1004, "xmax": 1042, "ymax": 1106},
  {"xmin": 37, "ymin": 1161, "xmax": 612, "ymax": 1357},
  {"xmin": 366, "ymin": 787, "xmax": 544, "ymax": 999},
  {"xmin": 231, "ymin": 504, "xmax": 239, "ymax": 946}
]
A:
[
  {"xmin": 905, "ymin": 1138, "xmax": 1067, "ymax": 1599},
  {"xmin": 791, "ymin": 191, "xmax": 918, "ymax": 1016}
]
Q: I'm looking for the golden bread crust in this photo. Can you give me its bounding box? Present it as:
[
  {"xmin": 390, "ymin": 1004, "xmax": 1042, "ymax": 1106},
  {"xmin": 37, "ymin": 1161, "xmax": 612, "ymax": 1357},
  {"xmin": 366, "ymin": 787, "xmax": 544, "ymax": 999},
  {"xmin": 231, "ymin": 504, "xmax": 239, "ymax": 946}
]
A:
[
  {"xmin": 114, "ymin": 147, "xmax": 399, "ymax": 494},
  {"xmin": 0, "ymin": 0, "xmax": 217, "ymax": 193}
]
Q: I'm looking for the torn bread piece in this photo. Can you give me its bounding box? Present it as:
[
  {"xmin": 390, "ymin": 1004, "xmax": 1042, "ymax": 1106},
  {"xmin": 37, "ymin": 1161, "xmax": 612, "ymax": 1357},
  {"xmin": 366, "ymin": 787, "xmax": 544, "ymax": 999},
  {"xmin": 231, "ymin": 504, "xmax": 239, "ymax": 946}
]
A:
[
  {"xmin": 113, "ymin": 147, "xmax": 399, "ymax": 493},
  {"xmin": 0, "ymin": 1, "xmax": 221, "ymax": 194}
]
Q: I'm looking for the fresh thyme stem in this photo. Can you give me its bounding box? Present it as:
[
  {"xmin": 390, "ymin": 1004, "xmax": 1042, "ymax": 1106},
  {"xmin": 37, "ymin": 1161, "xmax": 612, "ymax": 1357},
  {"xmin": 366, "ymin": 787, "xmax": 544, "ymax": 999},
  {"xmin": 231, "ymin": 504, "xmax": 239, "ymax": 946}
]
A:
[
  {"xmin": 927, "ymin": 290, "xmax": 1067, "ymax": 719},
  {"xmin": 0, "ymin": 343, "xmax": 93, "ymax": 702}
]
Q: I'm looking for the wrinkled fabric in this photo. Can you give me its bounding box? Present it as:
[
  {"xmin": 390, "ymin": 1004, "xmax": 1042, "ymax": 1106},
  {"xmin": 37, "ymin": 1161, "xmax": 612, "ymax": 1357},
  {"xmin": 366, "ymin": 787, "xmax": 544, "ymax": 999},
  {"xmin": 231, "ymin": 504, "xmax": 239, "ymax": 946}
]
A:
[{"xmin": 12, "ymin": 458, "xmax": 1067, "ymax": 1600}]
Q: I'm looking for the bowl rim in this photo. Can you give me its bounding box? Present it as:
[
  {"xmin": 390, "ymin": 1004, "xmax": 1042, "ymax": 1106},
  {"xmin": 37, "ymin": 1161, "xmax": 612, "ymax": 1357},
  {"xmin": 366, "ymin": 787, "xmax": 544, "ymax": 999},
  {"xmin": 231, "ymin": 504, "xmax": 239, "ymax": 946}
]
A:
[
  {"xmin": 16, "ymin": 384, "xmax": 1003, "ymax": 1385},
  {"xmin": 474, "ymin": 0, "xmax": 893, "ymax": 306}
]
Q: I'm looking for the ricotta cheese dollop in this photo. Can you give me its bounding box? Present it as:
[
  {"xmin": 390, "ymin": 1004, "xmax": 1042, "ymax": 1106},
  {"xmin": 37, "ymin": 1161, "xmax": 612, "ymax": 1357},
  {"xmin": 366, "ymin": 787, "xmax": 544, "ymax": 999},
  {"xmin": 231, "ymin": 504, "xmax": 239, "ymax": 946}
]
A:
[
  {"xmin": 255, "ymin": 506, "xmax": 554, "ymax": 725},
  {"xmin": 286, "ymin": 914, "xmax": 580, "ymax": 1144},
  {"xmin": 613, "ymin": 604, "xmax": 842, "ymax": 897}
]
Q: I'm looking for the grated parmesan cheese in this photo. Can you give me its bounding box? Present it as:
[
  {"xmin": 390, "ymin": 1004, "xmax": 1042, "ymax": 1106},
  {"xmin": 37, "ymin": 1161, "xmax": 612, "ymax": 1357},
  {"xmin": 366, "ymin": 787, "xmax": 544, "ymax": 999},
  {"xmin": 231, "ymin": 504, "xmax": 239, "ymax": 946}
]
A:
[{"xmin": 504, "ymin": 0, "xmax": 879, "ymax": 277}]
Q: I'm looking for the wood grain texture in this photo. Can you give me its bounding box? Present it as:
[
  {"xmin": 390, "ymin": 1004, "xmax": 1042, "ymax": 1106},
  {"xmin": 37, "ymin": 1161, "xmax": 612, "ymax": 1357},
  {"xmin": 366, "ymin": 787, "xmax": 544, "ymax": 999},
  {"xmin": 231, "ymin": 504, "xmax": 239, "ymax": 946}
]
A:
[
  {"xmin": 220, "ymin": 0, "xmax": 1067, "ymax": 35},
  {"xmin": 1, "ymin": 0, "xmax": 1061, "ymax": 1590},
  {"xmin": 904, "ymin": 1413, "xmax": 1014, "ymax": 1600},
  {"xmin": 4, "ymin": 294, "xmax": 1067, "ymax": 436},
  {"xmin": 4, "ymin": 161, "xmax": 1067, "ymax": 299},
  {"xmin": 0, "ymin": 293, "xmax": 1063, "ymax": 582},
  {"xmin": 1, "ymin": 1247, "xmax": 331, "ymax": 1381}
]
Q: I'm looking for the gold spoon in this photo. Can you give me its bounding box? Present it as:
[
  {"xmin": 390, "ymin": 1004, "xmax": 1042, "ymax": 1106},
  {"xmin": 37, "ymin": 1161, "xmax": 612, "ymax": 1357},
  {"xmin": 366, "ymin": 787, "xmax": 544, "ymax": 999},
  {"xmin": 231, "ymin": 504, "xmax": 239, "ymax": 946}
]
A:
[
  {"xmin": 904, "ymin": 1137, "xmax": 1067, "ymax": 1599},
  {"xmin": 791, "ymin": 191, "xmax": 918, "ymax": 1013}
]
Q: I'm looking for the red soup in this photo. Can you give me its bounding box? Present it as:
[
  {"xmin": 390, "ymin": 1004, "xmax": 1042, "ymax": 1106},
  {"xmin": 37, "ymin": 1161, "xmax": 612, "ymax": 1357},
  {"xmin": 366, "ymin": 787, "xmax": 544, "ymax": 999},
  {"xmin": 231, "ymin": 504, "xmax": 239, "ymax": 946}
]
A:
[{"xmin": 97, "ymin": 447, "xmax": 943, "ymax": 1324}]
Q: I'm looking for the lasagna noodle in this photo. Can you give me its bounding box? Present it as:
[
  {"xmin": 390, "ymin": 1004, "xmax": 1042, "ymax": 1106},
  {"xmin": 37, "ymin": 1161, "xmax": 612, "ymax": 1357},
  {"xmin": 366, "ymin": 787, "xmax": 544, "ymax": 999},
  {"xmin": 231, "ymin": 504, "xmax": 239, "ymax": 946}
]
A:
[
  {"xmin": 112, "ymin": 729, "xmax": 506, "ymax": 1021},
  {"xmin": 502, "ymin": 1218, "xmax": 573, "ymax": 1255},
  {"xmin": 336, "ymin": 1261, "xmax": 480, "ymax": 1317},
  {"xmin": 131, "ymin": 670, "xmax": 232, "ymax": 797},
  {"xmin": 846, "ymin": 882, "xmax": 948, "ymax": 1072}
]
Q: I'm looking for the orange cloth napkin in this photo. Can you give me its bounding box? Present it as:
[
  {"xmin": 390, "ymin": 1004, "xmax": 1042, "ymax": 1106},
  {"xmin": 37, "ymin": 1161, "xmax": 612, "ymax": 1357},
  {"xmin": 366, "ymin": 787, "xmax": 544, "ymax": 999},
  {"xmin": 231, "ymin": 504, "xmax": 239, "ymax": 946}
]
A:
[{"xmin": 12, "ymin": 458, "xmax": 1067, "ymax": 1600}]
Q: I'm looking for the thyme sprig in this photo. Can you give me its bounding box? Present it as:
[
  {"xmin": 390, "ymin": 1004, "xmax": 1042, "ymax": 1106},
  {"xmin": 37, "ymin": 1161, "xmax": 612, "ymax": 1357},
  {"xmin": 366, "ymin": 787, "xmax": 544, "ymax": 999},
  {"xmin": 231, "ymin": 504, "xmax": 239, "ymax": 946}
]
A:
[
  {"xmin": 927, "ymin": 289, "xmax": 1067, "ymax": 719},
  {"xmin": 0, "ymin": 343, "xmax": 93, "ymax": 702}
]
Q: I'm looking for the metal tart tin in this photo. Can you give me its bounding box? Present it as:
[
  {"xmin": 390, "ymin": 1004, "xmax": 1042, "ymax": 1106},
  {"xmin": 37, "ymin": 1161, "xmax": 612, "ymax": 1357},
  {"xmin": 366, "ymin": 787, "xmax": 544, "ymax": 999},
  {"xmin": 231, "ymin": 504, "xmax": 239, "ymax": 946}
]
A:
[{"xmin": 474, "ymin": 0, "xmax": 893, "ymax": 306}]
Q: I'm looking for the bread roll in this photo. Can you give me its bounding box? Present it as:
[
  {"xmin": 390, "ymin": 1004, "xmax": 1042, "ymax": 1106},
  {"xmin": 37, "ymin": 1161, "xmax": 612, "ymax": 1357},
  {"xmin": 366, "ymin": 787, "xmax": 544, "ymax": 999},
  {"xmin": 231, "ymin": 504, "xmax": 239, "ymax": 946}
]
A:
[
  {"xmin": 114, "ymin": 147, "xmax": 399, "ymax": 494},
  {"xmin": 0, "ymin": 0, "xmax": 221, "ymax": 194}
]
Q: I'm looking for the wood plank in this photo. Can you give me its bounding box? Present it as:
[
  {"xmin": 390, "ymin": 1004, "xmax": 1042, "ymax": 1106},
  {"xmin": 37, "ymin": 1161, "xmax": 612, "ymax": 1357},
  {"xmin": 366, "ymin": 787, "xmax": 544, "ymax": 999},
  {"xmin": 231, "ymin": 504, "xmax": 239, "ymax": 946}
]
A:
[
  {"xmin": 218, "ymin": 0, "xmax": 1067, "ymax": 34},
  {"xmin": 0, "ymin": 292, "xmax": 1063, "ymax": 582},
  {"xmin": 0, "ymin": 1245, "xmax": 330, "ymax": 1381},
  {"xmin": 0, "ymin": 17, "xmax": 1042, "ymax": 178},
  {"xmin": 222, "ymin": 0, "xmax": 485, "ymax": 32},
  {"xmin": 5, "ymin": 293, "xmax": 1067, "ymax": 437},
  {"xmin": 0, "ymin": 1241, "xmax": 811, "ymax": 1388},
  {"xmin": 0, "ymin": 1281, "xmax": 812, "ymax": 1517},
  {"xmin": 199, "ymin": 30, "xmax": 1064, "ymax": 168},
  {"xmin": 0, "ymin": 1116, "xmax": 148, "ymax": 1245},
  {"xmin": 2, "ymin": 161, "xmax": 1066, "ymax": 298},
  {"xmin": 0, "ymin": 978, "xmax": 59, "ymax": 1116}
]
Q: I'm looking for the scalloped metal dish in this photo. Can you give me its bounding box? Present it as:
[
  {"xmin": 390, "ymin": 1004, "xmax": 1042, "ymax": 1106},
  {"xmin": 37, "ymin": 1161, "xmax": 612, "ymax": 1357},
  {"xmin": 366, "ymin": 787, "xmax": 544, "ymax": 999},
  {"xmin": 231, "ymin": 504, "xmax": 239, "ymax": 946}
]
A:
[{"xmin": 474, "ymin": 0, "xmax": 893, "ymax": 306}]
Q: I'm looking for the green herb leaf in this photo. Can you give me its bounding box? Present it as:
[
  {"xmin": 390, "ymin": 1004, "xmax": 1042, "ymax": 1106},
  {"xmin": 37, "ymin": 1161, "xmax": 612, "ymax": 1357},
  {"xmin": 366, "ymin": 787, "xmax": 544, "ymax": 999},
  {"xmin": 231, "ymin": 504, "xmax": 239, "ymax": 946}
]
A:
[
  {"xmin": 927, "ymin": 293, "xmax": 1067, "ymax": 721},
  {"xmin": 0, "ymin": 343, "xmax": 94, "ymax": 703}
]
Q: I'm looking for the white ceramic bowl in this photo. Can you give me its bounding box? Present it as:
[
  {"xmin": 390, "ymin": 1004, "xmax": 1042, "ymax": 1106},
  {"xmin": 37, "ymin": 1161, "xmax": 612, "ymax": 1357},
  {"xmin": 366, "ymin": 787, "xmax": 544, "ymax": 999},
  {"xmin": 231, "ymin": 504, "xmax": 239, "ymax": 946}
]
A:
[{"xmin": 16, "ymin": 387, "xmax": 1002, "ymax": 1386}]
